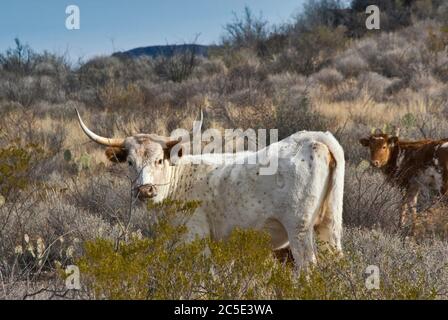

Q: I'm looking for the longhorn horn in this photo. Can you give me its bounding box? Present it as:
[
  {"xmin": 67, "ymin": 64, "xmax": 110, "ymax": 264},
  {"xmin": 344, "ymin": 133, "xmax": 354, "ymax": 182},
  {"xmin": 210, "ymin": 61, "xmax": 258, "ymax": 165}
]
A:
[{"xmin": 75, "ymin": 109, "xmax": 125, "ymax": 147}]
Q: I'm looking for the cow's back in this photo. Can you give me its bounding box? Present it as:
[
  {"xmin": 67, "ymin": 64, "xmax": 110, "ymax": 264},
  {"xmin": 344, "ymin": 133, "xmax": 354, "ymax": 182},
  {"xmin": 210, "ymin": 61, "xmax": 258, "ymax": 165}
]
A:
[{"xmin": 203, "ymin": 131, "xmax": 344, "ymax": 245}]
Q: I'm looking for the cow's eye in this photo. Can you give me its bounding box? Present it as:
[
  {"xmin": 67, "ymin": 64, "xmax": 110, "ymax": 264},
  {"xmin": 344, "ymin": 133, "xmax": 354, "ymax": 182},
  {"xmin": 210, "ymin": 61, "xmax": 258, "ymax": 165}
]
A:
[
  {"xmin": 382, "ymin": 146, "xmax": 387, "ymax": 149},
  {"xmin": 157, "ymin": 159, "xmax": 163, "ymax": 165},
  {"xmin": 127, "ymin": 160, "xmax": 133, "ymax": 166}
]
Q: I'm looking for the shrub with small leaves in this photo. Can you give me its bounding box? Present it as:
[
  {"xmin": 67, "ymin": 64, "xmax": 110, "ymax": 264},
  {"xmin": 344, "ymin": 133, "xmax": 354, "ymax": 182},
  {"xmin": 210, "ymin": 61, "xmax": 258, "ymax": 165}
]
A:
[
  {"xmin": 0, "ymin": 144, "xmax": 43, "ymax": 198},
  {"xmin": 76, "ymin": 199, "xmax": 443, "ymax": 300}
]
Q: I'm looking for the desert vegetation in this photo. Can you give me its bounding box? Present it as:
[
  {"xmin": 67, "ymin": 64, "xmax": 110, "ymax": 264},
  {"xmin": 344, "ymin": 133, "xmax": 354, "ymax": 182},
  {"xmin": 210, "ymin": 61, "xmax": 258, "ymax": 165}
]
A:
[{"xmin": 0, "ymin": 0, "xmax": 448, "ymax": 299}]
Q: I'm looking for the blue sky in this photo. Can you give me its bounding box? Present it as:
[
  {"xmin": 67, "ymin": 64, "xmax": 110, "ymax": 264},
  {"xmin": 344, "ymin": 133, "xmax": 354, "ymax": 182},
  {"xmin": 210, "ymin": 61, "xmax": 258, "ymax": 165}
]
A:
[{"xmin": 0, "ymin": 0, "xmax": 305, "ymax": 61}]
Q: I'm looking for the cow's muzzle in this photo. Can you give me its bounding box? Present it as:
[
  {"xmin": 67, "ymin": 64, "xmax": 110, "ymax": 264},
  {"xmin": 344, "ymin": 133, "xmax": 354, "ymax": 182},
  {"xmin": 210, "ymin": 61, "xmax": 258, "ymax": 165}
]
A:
[
  {"xmin": 136, "ymin": 184, "xmax": 157, "ymax": 200},
  {"xmin": 371, "ymin": 160, "xmax": 381, "ymax": 167}
]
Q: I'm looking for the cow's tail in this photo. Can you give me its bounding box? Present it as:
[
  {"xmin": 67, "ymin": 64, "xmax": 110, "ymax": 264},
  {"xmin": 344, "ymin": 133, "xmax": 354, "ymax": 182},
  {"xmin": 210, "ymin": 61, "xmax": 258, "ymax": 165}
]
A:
[{"xmin": 314, "ymin": 132, "xmax": 345, "ymax": 252}]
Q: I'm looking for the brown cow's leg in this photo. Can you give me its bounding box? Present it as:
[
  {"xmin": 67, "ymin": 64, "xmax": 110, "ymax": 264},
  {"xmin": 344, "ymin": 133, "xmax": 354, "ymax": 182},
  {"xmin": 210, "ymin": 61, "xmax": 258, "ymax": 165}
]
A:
[
  {"xmin": 441, "ymin": 168, "xmax": 448, "ymax": 200},
  {"xmin": 400, "ymin": 186, "xmax": 419, "ymax": 231},
  {"xmin": 399, "ymin": 201, "xmax": 408, "ymax": 228},
  {"xmin": 405, "ymin": 186, "xmax": 419, "ymax": 235}
]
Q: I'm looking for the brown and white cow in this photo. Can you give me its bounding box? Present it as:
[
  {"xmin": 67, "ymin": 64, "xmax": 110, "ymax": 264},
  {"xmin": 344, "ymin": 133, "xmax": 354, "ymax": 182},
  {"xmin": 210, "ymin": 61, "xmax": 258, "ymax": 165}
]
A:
[
  {"xmin": 76, "ymin": 109, "xmax": 345, "ymax": 269},
  {"xmin": 360, "ymin": 129, "xmax": 448, "ymax": 231}
]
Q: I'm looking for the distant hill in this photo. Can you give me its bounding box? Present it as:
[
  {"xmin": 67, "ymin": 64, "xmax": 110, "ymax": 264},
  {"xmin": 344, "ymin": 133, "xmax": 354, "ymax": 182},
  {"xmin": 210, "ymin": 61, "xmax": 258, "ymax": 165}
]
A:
[{"xmin": 113, "ymin": 44, "xmax": 210, "ymax": 59}]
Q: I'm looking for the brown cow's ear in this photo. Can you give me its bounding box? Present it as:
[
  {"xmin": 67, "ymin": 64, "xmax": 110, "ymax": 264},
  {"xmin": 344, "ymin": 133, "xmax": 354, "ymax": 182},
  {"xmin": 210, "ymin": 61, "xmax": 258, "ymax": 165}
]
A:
[
  {"xmin": 359, "ymin": 138, "xmax": 370, "ymax": 147},
  {"xmin": 105, "ymin": 147, "xmax": 128, "ymax": 163},
  {"xmin": 163, "ymin": 139, "xmax": 183, "ymax": 162}
]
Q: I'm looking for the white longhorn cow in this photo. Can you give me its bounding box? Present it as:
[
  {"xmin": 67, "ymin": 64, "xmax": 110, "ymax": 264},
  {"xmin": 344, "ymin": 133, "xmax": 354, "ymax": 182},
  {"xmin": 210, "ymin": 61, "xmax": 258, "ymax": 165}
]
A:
[{"xmin": 76, "ymin": 109, "xmax": 344, "ymax": 268}]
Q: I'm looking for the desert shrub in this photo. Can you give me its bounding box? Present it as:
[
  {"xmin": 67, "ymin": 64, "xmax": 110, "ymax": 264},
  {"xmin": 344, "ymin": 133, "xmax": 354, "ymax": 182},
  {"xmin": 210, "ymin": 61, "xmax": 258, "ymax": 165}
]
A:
[
  {"xmin": 357, "ymin": 71, "xmax": 399, "ymax": 102},
  {"xmin": 77, "ymin": 56, "xmax": 124, "ymax": 88},
  {"xmin": 77, "ymin": 199, "xmax": 289, "ymax": 299},
  {"xmin": 264, "ymin": 0, "xmax": 349, "ymax": 74},
  {"xmin": 78, "ymin": 229, "xmax": 291, "ymax": 300},
  {"xmin": 0, "ymin": 40, "xmax": 70, "ymax": 106},
  {"xmin": 98, "ymin": 81, "xmax": 145, "ymax": 110},
  {"xmin": 297, "ymin": 0, "xmax": 346, "ymax": 29},
  {"xmin": 313, "ymin": 67, "xmax": 344, "ymax": 88},
  {"xmin": 394, "ymin": 101, "xmax": 448, "ymax": 140},
  {"xmin": 274, "ymin": 88, "xmax": 335, "ymax": 139},
  {"xmin": 226, "ymin": 88, "xmax": 333, "ymax": 140},
  {"xmin": 334, "ymin": 50, "xmax": 368, "ymax": 77},
  {"xmin": 0, "ymin": 188, "xmax": 117, "ymax": 300},
  {"xmin": 0, "ymin": 108, "xmax": 67, "ymax": 184},
  {"xmin": 0, "ymin": 76, "xmax": 45, "ymax": 107},
  {"xmin": 0, "ymin": 175, "xmax": 136, "ymax": 299},
  {"xmin": 222, "ymin": 6, "xmax": 270, "ymax": 57},
  {"xmin": 339, "ymin": 227, "xmax": 446, "ymax": 299},
  {"xmin": 413, "ymin": 204, "xmax": 448, "ymax": 240},
  {"xmin": 192, "ymin": 58, "xmax": 228, "ymax": 79},
  {"xmin": 351, "ymin": 24, "xmax": 447, "ymax": 85},
  {"xmin": 0, "ymin": 144, "xmax": 44, "ymax": 198},
  {"xmin": 225, "ymin": 58, "xmax": 268, "ymax": 94},
  {"xmin": 33, "ymin": 52, "xmax": 70, "ymax": 77},
  {"xmin": 153, "ymin": 49, "xmax": 199, "ymax": 83},
  {"xmin": 425, "ymin": 24, "xmax": 448, "ymax": 81},
  {"xmin": 76, "ymin": 199, "xmax": 445, "ymax": 299},
  {"xmin": 289, "ymin": 25, "xmax": 348, "ymax": 75},
  {"xmin": 343, "ymin": 164, "xmax": 402, "ymax": 231},
  {"xmin": 0, "ymin": 38, "xmax": 35, "ymax": 76}
]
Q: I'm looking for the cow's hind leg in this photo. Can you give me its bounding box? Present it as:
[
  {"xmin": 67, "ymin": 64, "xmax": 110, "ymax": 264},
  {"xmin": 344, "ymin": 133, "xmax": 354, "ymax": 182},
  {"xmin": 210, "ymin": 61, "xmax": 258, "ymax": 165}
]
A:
[
  {"xmin": 286, "ymin": 140, "xmax": 335, "ymax": 270},
  {"xmin": 286, "ymin": 224, "xmax": 316, "ymax": 271},
  {"xmin": 284, "ymin": 207, "xmax": 320, "ymax": 271},
  {"xmin": 313, "ymin": 144, "xmax": 343, "ymax": 256},
  {"xmin": 314, "ymin": 211, "xmax": 342, "ymax": 256}
]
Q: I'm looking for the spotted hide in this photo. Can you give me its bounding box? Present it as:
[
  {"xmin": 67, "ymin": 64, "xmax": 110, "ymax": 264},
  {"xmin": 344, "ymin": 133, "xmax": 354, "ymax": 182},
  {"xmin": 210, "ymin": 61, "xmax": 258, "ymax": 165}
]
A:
[{"xmin": 77, "ymin": 109, "xmax": 345, "ymax": 269}]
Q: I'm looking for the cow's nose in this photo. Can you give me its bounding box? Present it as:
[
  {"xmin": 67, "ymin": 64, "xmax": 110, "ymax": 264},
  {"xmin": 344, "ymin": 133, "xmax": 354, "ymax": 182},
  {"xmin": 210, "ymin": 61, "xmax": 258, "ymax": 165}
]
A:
[
  {"xmin": 137, "ymin": 184, "xmax": 157, "ymax": 199},
  {"xmin": 372, "ymin": 160, "xmax": 380, "ymax": 167}
]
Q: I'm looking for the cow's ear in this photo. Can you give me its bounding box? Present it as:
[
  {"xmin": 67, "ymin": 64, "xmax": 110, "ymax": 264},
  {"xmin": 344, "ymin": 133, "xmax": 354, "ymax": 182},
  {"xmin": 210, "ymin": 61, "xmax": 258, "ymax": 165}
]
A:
[
  {"xmin": 105, "ymin": 147, "xmax": 128, "ymax": 163},
  {"xmin": 163, "ymin": 139, "xmax": 183, "ymax": 162},
  {"xmin": 388, "ymin": 136, "xmax": 399, "ymax": 146},
  {"xmin": 359, "ymin": 138, "xmax": 370, "ymax": 147}
]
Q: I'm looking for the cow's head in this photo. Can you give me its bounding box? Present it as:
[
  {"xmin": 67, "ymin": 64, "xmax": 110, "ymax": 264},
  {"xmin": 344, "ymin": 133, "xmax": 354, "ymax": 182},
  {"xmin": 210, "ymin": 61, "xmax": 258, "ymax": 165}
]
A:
[
  {"xmin": 359, "ymin": 129, "xmax": 399, "ymax": 168},
  {"xmin": 76, "ymin": 109, "xmax": 202, "ymax": 201}
]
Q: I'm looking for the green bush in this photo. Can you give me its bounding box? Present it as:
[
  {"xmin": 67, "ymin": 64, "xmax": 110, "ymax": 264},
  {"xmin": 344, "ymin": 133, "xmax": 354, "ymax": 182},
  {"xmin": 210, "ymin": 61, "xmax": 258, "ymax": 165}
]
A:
[
  {"xmin": 77, "ymin": 199, "xmax": 289, "ymax": 299},
  {"xmin": 0, "ymin": 144, "xmax": 44, "ymax": 197},
  {"xmin": 76, "ymin": 199, "xmax": 441, "ymax": 300}
]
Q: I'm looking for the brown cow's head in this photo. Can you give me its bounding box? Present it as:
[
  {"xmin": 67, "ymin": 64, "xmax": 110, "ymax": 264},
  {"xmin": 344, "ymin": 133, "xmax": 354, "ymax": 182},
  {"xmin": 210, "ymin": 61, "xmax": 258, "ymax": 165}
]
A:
[
  {"xmin": 76, "ymin": 109, "xmax": 202, "ymax": 201},
  {"xmin": 359, "ymin": 129, "xmax": 399, "ymax": 168}
]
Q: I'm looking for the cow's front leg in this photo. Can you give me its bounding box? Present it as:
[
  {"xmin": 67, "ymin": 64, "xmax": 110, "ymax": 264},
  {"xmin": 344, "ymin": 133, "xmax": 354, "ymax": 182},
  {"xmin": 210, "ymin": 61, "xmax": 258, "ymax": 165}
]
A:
[
  {"xmin": 409, "ymin": 189, "xmax": 419, "ymax": 235},
  {"xmin": 399, "ymin": 200, "xmax": 408, "ymax": 228},
  {"xmin": 401, "ymin": 186, "xmax": 419, "ymax": 234},
  {"xmin": 440, "ymin": 170, "xmax": 448, "ymax": 200},
  {"xmin": 183, "ymin": 208, "xmax": 211, "ymax": 243}
]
